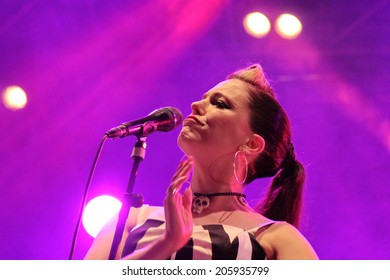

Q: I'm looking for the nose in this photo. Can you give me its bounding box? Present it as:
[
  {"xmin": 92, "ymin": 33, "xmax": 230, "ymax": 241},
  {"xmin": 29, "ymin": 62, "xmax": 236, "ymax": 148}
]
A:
[{"xmin": 191, "ymin": 99, "xmax": 206, "ymax": 115}]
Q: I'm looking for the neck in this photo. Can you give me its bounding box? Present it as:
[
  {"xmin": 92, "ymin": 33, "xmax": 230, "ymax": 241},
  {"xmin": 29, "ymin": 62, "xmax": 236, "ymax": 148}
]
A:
[
  {"xmin": 190, "ymin": 158, "xmax": 242, "ymax": 194},
  {"xmin": 192, "ymin": 191, "xmax": 249, "ymax": 215},
  {"xmin": 188, "ymin": 155, "xmax": 249, "ymax": 214}
]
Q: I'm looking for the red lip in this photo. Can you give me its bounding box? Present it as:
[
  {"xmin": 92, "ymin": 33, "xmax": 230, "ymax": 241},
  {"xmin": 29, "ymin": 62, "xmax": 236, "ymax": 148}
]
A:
[{"xmin": 184, "ymin": 115, "xmax": 204, "ymax": 126}]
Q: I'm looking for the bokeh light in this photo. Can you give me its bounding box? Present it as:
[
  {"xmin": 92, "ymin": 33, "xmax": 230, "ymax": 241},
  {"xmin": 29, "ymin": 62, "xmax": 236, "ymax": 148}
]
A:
[
  {"xmin": 275, "ymin": 13, "xmax": 302, "ymax": 39},
  {"xmin": 243, "ymin": 12, "xmax": 271, "ymax": 38},
  {"xmin": 82, "ymin": 195, "xmax": 122, "ymax": 238},
  {"xmin": 2, "ymin": 85, "xmax": 28, "ymax": 110}
]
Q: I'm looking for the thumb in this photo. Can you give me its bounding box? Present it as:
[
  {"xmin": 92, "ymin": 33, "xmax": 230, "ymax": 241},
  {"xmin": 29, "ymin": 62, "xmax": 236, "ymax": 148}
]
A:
[{"xmin": 182, "ymin": 187, "xmax": 193, "ymax": 212}]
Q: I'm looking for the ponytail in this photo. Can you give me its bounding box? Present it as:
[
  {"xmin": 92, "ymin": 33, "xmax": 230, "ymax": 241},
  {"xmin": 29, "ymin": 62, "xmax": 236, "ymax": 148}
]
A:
[
  {"xmin": 256, "ymin": 153, "xmax": 305, "ymax": 228},
  {"xmin": 227, "ymin": 64, "xmax": 307, "ymax": 228}
]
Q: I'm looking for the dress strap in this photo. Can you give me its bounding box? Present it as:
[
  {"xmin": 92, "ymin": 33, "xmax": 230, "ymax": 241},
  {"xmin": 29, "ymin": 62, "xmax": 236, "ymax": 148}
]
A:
[{"xmin": 259, "ymin": 220, "xmax": 276, "ymax": 229}]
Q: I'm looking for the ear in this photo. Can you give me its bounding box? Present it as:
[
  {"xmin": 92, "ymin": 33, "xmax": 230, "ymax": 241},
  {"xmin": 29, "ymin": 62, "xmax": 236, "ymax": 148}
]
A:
[{"xmin": 241, "ymin": 134, "xmax": 265, "ymax": 156}]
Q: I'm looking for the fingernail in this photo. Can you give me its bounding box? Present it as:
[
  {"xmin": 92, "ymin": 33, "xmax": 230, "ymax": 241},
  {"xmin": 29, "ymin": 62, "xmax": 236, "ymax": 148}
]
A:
[{"xmin": 166, "ymin": 186, "xmax": 178, "ymax": 195}]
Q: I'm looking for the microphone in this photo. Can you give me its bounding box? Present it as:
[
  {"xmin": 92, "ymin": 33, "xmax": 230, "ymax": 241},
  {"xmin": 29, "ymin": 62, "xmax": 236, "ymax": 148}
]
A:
[{"xmin": 105, "ymin": 107, "xmax": 183, "ymax": 139}]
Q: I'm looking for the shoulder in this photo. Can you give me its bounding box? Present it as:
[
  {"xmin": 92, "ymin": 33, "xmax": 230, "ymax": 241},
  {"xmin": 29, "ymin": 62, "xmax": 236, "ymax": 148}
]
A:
[{"xmin": 257, "ymin": 221, "xmax": 318, "ymax": 260}]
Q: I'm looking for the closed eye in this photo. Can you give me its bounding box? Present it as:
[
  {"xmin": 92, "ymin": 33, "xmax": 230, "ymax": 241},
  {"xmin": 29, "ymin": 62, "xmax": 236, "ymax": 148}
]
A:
[
  {"xmin": 204, "ymin": 92, "xmax": 232, "ymax": 109},
  {"xmin": 215, "ymin": 99, "xmax": 229, "ymax": 109}
]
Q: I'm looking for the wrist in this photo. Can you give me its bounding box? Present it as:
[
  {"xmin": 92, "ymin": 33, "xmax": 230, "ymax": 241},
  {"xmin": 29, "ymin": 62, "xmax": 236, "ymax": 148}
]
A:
[{"xmin": 160, "ymin": 233, "xmax": 180, "ymax": 254}]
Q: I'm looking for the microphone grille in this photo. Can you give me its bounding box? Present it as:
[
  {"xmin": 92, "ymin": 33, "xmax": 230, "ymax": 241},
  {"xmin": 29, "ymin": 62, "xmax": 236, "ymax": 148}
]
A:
[
  {"xmin": 167, "ymin": 107, "xmax": 183, "ymax": 127},
  {"xmin": 149, "ymin": 106, "xmax": 183, "ymax": 132}
]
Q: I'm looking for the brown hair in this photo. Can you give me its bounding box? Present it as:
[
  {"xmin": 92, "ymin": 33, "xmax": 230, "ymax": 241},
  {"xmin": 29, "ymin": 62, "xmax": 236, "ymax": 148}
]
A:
[{"xmin": 227, "ymin": 64, "xmax": 305, "ymax": 228}]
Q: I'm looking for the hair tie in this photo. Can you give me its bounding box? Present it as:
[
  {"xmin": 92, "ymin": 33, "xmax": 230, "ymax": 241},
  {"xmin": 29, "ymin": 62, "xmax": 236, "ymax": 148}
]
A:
[{"xmin": 282, "ymin": 142, "xmax": 296, "ymax": 169}]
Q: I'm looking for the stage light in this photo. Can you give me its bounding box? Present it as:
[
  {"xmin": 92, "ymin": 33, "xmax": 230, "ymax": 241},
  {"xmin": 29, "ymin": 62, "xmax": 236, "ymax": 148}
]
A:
[
  {"xmin": 2, "ymin": 85, "xmax": 28, "ymax": 110},
  {"xmin": 243, "ymin": 12, "xmax": 271, "ymax": 38},
  {"xmin": 82, "ymin": 195, "xmax": 122, "ymax": 238},
  {"xmin": 275, "ymin": 14, "xmax": 302, "ymax": 39}
]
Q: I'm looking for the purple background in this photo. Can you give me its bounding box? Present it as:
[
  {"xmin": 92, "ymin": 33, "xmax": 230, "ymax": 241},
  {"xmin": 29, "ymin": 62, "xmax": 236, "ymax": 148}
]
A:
[{"xmin": 0, "ymin": 0, "xmax": 389, "ymax": 260}]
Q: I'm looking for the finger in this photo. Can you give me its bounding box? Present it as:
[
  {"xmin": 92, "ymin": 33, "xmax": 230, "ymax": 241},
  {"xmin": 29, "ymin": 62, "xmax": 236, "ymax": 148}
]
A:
[
  {"xmin": 164, "ymin": 186, "xmax": 184, "ymax": 229},
  {"xmin": 171, "ymin": 158, "xmax": 193, "ymax": 181},
  {"xmin": 166, "ymin": 174, "xmax": 190, "ymax": 197},
  {"xmin": 175, "ymin": 157, "xmax": 190, "ymax": 172},
  {"xmin": 167, "ymin": 165, "xmax": 190, "ymax": 194},
  {"xmin": 172, "ymin": 162, "xmax": 193, "ymax": 182},
  {"xmin": 174, "ymin": 157, "xmax": 193, "ymax": 175},
  {"xmin": 166, "ymin": 197, "xmax": 187, "ymax": 227},
  {"xmin": 166, "ymin": 184, "xmax": 179, "ymax": 195}
]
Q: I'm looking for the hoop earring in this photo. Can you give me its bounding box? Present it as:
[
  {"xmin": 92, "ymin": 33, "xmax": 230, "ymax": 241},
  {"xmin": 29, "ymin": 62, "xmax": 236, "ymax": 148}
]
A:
[{"xmin": 233, "ymin": 151, "xmax": 248, "ymax": 184}]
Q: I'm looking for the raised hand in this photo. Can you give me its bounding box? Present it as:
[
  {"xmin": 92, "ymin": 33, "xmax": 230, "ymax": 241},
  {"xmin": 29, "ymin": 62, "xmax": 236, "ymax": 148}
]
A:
[{"xmin": 163, "ymin": 157, "xmax": 194, "ymax": 252}]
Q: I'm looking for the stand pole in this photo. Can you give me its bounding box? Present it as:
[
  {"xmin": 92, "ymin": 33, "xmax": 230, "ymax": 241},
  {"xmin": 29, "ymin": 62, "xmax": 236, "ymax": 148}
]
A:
[{"xmin": 108, "ymin": 137, "xmax": 146, "ymax": 260}]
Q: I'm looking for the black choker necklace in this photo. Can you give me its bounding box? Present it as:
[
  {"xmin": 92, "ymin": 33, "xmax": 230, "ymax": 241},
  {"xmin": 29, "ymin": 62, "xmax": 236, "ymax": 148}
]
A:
[{"xmin": 192, "ymin": 192, "xmax": 247, "ymax": 214}]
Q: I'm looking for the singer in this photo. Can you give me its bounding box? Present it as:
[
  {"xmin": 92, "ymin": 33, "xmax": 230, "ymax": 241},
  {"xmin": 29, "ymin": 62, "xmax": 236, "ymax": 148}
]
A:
[{"xmin": 84, "ymin": 64, "xmax": 318, "ymax": 260}]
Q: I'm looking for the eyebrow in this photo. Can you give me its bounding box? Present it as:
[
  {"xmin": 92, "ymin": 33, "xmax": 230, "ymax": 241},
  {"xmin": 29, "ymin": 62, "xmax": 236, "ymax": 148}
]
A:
[
  {"xmin": 202, "ymin": 91, "xmax": 224, "ymax": 99},
  {"xmin": 202, "ymin": 92, "xmax": 209, "ymax": 99}
]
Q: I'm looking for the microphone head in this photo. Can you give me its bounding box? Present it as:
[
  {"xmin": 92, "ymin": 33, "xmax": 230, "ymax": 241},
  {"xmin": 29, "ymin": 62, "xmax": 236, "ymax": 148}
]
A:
[{"xmin": 150, "ymin": 107, "xmax": 183, "ymax": 132}]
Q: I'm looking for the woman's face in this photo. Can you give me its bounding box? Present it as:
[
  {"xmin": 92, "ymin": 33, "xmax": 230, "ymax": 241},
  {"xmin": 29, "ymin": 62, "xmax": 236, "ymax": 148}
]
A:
[{"xmin": 178, "ymin": 78, "xmax": 254, "ymax": 161}]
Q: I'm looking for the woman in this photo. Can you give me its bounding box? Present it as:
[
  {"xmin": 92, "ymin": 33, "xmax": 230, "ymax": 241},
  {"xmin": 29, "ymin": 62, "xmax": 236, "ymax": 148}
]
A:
[{"xmin": 85, "ymin": 64, "xmax": 318, "ymax": 260}]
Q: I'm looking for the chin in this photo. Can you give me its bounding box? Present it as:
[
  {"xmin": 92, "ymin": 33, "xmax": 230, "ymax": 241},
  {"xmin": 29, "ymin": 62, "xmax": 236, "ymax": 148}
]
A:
[
  {"xmin": 177, "ymin": 130, "xmax": 199, "ymax": 155},
  {"xmin": 177, "ymin": 131, "xmax": 190, "ymax": 150}
]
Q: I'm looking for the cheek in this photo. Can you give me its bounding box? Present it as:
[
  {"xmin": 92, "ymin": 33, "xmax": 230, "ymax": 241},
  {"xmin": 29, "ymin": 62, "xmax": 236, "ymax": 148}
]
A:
[
  {"xmin": 209, "ymin": 113, "xmax": 251, "ymax": 134},
  {"xmin": 209, "ymin": 117, "xmax": 250, "ymax": 145}
]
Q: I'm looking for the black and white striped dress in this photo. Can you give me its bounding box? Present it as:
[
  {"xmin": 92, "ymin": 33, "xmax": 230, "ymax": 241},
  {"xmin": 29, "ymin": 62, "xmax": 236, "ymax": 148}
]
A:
[{"xmin": 120, "ymin": 205, "xmax": 274, "ymax": 260}]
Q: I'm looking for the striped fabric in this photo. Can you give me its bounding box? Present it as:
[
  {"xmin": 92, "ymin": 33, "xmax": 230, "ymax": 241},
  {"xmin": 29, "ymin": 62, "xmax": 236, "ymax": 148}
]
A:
[{"xmin": 121, "ymin": 205, "xmax": 274, "ymax": 260}]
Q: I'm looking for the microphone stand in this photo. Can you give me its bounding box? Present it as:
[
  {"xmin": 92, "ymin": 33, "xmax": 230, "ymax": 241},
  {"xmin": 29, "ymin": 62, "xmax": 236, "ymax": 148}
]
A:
[{"xmin": 108, "ymin": 136, "xmax": 146, "ymax": 260}]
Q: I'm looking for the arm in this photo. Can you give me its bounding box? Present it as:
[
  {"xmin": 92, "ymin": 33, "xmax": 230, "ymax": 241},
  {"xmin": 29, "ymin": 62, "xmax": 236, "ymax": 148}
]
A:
[{"xmin": 258, "ymin": 222, "xmax": 319, "ymax": 260}]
